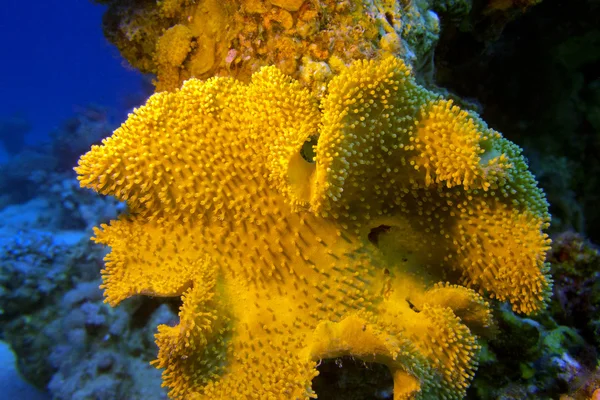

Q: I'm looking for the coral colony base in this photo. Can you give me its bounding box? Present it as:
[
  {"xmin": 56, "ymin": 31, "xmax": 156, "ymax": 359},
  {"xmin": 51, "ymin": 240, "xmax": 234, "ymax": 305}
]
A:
[{"xmin": 76, "ymin": 56, "xmax": 551, "ymax": 399}]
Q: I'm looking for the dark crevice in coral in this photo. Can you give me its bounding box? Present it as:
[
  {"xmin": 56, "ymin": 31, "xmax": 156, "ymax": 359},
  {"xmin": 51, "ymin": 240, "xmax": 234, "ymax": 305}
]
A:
[
  {"xmin": 167, "ymin": 296, "xmax": 184, "ymax": 315},
  {"xmin": 406, "ymin": 299, "xmax": 420, "ymax": 313},
  {"xmin": 384, "ymin": 12, "xmax": 394, "ymax": 27},
  {"xmin": 130, "ymin": 297, "xmax": 179, "ymax": 330},
  {"xmin": 367, "ymin": 225, "xmax": 391, "ymax": 246},
  {"xmin": 312, "ymin": 356, "xmax": 393, "ymax": 400},
  {"xmin": 300, "ymin": 136, "xmax": 318, "ymax": 163}
]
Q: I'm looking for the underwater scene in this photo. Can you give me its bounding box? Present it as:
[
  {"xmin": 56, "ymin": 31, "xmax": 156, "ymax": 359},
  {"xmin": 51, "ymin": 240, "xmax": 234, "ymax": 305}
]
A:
[{"xmin": 1, "ymin": 0, "xmax": 599, "ymax": 399}]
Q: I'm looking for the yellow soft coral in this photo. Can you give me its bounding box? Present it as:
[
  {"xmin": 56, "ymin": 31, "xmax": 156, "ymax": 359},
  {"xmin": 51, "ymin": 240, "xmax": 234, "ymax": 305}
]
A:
[
  {"xmin": 76, "ymin": 56, "xmax": 551, "ymax": 399},
  {"xmin": 412, "ymin": 99, "xmax": 512, "ymax": 190}
]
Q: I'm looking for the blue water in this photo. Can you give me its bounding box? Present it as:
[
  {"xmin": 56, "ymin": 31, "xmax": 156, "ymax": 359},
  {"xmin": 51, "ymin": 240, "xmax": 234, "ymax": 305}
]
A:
[{"xmin": 0, "ymin": 0, "xmax": 144, "ymax": 147}]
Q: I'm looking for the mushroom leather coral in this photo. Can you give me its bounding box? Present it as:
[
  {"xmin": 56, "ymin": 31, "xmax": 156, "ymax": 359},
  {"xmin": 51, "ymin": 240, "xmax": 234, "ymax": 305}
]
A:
[{"xmin": 76, "ymin": 57, "xmax": 551, "ymax": 399}]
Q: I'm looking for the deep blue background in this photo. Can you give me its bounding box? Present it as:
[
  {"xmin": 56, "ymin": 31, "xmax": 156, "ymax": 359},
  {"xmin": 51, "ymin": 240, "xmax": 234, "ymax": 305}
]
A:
[{"xmin": 0, "ymin": 0, "xmax": 144, "ymax": 145}]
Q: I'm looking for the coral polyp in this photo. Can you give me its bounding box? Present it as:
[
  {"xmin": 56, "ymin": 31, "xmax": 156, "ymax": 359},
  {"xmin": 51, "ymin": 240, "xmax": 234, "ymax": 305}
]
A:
[{"xmin": 76, "ymin": 56, "xmax": 551, "ymax": 399}]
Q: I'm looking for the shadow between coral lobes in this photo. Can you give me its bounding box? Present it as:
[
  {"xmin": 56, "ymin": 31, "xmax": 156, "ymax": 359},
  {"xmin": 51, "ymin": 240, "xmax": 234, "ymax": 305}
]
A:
[{"xmin": 312, "ymin": 356, "xmax": 394, "ymax": 400}]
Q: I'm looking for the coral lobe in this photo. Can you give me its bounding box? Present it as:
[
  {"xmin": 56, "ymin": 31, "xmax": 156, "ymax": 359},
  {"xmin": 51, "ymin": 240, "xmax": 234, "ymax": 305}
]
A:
[{"xmin": 76, "ymin": 56, "xmax": 551, "ymax": 399}]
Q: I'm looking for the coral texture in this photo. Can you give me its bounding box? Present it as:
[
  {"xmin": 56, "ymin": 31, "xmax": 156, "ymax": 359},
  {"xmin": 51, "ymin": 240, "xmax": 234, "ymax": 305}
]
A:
[
  {"xmin": 76, "ymin": 56, "xmax": 551, "ymax": 399},
  {"xmin": 95, "ymin": 0, "xmax": 442, "ymax": 92}
]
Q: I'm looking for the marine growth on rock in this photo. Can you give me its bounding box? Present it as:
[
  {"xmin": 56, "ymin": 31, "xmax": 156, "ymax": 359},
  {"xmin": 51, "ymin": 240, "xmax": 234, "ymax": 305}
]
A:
[
  {"xmin": 76, "ymin": 56, "xmax": 551, "ymax": 399},
  {"xmin": 95, "ymin": 0, "xmax": 444, "ymax": 92}
]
